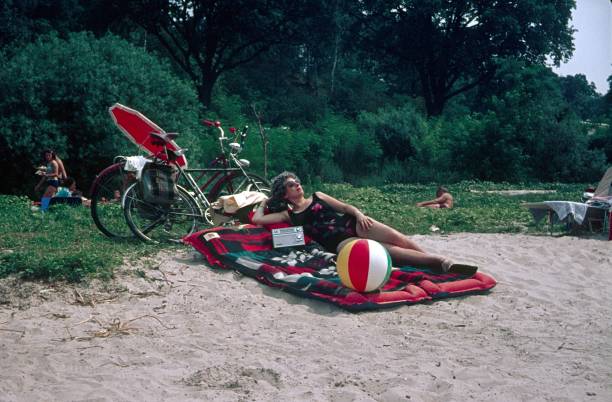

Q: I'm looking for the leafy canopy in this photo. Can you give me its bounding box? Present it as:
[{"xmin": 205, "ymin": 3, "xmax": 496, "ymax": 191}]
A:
[{"xmin": 0, "ymin": 32, "xmax": 206, "ymax": 194}]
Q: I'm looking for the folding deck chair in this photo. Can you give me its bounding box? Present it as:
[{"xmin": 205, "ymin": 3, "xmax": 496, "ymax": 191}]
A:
[{"xmin": 522, "ymin": 167, "xmax": 612, "ymax": 236}]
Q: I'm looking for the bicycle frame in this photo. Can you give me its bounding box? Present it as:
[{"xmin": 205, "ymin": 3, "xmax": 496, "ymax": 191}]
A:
[
  {"xmin": 185, "ymin": 154, "xmax": 255, "ymax": 198},
  {"xmin": 151, "ymin": 121, "xmax": 265, "ymax": 212}
]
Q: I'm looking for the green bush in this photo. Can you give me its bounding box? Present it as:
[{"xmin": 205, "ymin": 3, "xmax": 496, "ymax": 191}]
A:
[
  {"xmin": 588, "ymin": 124, "xmax": 612, "ymax": 164},
  {"xmin": 451, "ymin": 61, "xmax": 608, "ymax": 182},
  {"xmin": 0, "ymin": 32, "xmax": 205, "ymax": 195},
  {"xmin": 357, "ymin": 102, "xmax": 427, "ymax": 164}
]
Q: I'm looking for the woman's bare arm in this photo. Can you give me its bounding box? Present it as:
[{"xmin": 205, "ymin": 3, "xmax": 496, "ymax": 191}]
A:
[
  {"xmin": 251, "ymin": 199, "xmax": 291, "ymax": 225},
  {"xmin": 316, "ymin": 192, "xmax": 373, "ymax": 231}
]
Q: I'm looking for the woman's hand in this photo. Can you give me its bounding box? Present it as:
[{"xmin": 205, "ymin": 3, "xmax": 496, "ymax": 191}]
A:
[{"xmin": 355, "ymin": 211, "xmax": 373, "ymax": 232}]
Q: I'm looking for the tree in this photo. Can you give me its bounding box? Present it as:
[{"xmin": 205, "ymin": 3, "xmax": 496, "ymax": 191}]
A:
[
  {"xmin": 603, "ymin": 75, "xmax": 612, "ymax": 119},
  {"xmin": 448, "ymin": 60, "xmax": 606, "ymax": 182},
  {"xmin": 558, "ymin": 74, "xmax": 600, "ymax": 121},
  {"xmin": 113, "ymin": 0, "xmax": 305, "ymax": 108},
  {"xmin": 356, "ymin": 0, "xmax": 575, "ymax": 116},
  {"xmin": 0, "ymin": 33, "xmax": 203, "ymax": 195},
  {"xmin": 0, "ymin": 0, "xmax": 85, "ymax": 47}
]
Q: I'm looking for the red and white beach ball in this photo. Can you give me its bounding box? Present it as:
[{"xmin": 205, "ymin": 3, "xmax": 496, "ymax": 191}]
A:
[{"xmin": 336, "ymin": 239, "xmax": 392, "ymax": 292}]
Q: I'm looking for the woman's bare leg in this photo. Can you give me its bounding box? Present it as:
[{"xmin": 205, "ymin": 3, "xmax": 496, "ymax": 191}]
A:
[
  {"xmin": 352, "ymin": 219, "xmax": 445, "ymax": 268},
  {"xmin": 379, "ymin": 242, "xmax": 445, "ymax": 269},
  {"xmin": 336, "ymin": 234, "xmax": 443, "ymax": 269},
  {"xmin": 356, "ymin": 219, "xmax": 426, "ymax": 253},
  {"xmin": 340, "ymin": 218, "xmax": 477, "ymax": 274},
  {"xmin": 354, "ymin": 218, "xmax": 477, "ymax": 274}
]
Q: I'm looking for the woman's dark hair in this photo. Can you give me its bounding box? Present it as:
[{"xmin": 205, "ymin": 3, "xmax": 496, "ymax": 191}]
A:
[
  {"xmin": 42, "ymin": 149, "xmax": 56, "ymax": 160},
  {"xmin": 266, "ymin": 171, "xmax": 298, "ymax": 212}
]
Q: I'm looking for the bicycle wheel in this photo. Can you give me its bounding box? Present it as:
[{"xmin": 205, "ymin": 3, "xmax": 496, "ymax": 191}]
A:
[
  {"xmin": 123, "ymin": 183, "xmax": 201, "ymax": 243},
  {"xmin": 210, "ymin": 172, "xmax": 271, "ymax": 200},
  {"xmin": 90, "ymin": 162, "xmax": 136, "ymax": 239}
]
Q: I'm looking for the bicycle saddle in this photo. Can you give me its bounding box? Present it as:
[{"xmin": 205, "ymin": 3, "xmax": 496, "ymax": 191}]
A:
[{"xmin": 149, "ymin": 131, "xmax": 179, "ymax": 142}]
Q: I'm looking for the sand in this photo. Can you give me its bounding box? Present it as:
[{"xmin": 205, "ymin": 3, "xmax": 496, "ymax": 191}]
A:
[{"xmin": 1, "ymin": 233, "xmax": 611, "ymax": 401}]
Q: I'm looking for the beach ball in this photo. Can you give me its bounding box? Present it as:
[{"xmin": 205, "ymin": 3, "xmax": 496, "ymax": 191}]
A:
[{"xmin": 336, "ymin": 239, "xmax": 392, "ymax": 292}]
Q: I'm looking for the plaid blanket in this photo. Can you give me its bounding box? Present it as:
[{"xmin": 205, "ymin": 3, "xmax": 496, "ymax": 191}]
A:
[{"xmin": 184, "ymin": 226, "xmax": 496, "ymax": 311}]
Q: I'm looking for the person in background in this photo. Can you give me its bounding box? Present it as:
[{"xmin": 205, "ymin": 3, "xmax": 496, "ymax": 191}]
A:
[
  {"xmin": 416, "ymin": 186, "xmax": 454, "ymax": 209},
  {"xmin": 34, "ymin": 149, "xmax": 61, "ymax": 211},
  {"xmin": 55, "ymin": 177, "xmax": 91, "ymax": 207},
  {"xmin": 56, "ymin": 154, "xmax": 68, "ymax": 181},
  {"xmin": 252, "ymin": 172, "xmax": 476, "ymax": 275}
]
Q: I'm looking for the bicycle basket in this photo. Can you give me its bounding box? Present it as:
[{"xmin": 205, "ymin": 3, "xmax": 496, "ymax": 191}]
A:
[{"xmin": 139, "ymin": 163, "xmax": 178, "ymax": 205}]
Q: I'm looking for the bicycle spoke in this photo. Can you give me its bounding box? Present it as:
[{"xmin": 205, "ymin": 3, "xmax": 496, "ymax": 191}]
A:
[
  {"xmin": 90, "ymin": 162, "xmax": 135, "ymax": 239},
  {"xmin": 140, "ymin": 215, "xmax": 165, "ymax": 235},
  {"xmin": 123, "ymin": 182, "xmax": 200, "ymax": 243}
]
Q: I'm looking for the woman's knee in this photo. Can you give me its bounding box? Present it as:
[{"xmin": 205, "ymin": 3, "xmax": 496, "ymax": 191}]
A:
[{"xmin": 381, "ymin": 225, "xmax": 412, "ymax": 247}]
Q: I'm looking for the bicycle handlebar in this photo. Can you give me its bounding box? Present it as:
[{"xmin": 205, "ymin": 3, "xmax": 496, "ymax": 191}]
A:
[
  {"xmin": 202, "ymin": 119, "xmax": 251, "ymax": 155},
  {"xmin": 202, "ymin": 119, "xmax": 226, "ymax": 141},
  {"xmin": 202, "ymin": 119, "xmax": 221, "ymax": 128}
]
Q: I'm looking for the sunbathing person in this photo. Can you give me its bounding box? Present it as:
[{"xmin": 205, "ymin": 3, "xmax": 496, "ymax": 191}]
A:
[
  {"xmin": 252, "ymin": 172, "xmax": 476, "ymax": 275},
  {"xmin": 416, "ymin": 186, "xmax": 454, "ymax": 209}
]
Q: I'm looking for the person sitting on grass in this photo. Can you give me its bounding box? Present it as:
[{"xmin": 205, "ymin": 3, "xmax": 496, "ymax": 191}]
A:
[
  {"xmin": 54, "ymin": 177, "xmax": 91, "ymax": 207},
  {"xmin": 416, "ymin": 186, "xmax": 454, "ymax": 209},
  {"xmin": 252, "ymin": 171, "xmax": 477, "ymax": 275}
]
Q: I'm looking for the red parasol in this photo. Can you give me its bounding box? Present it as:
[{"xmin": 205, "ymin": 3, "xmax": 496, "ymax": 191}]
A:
[{"xmin": 108, "ymin": 103, "xmax": 188, "ymax": 167}]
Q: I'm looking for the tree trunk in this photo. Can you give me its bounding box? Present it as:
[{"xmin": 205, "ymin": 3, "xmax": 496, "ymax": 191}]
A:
[
  {"xmin": 330, "ymin": 31, "xmax": 340, "ymax": 96},
  {"xmin": 418, "ymin": 67, "xmax": 443, "ymax": 117},
  {"xmin": 251, "ymin": 104, "xmax": 269, "ymax": 179},
  {"xmin": 197, "ymin": 78, "xmax": 215, "ymax": 109},
  {"xmin": 426, "ymin": 94, "xmax": 446, "ymax": 117}
]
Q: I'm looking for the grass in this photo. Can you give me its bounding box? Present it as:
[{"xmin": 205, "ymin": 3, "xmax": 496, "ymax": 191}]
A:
[
  {"xmin": 0, "ymin": 195, "xmax": 160, "ymax": 282},
  {"xmin": 0, "ymin": 181, "xmax": 590, "ymax": 282},
  {"xmin": 319, "ymin": 180, "xmax": 588, "ymax": 234}
]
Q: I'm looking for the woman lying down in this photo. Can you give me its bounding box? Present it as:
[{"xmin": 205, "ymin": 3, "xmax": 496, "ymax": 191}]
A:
[{"xmin": 252, "ymin": 171, "xmax": 478, "ymax": 276}]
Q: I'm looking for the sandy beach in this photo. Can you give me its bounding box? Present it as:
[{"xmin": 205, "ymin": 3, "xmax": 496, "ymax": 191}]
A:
[{"xmin": 1, "ymin": 233, "xmax": 611, "ymax": 401}]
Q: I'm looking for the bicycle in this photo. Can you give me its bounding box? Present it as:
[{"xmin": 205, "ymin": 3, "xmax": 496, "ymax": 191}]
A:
[{"xmin": 90, "ymin": 119, "xmax": 270, "ymax": 241}]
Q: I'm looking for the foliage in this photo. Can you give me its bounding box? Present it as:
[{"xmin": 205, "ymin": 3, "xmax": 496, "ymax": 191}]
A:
[
  {"xmin": 356, "ymin": 0, "xmax": 576, "ymax": 116},
  {"xmin": 113, "ymin": 0, "xmax": 307, "ymax": 108},
  {"xmin": 447, "ymin": 61, "xmax": 607, "ymax": 182},
  {"xmin": 0, "ymin": 195, "xmax": 157, "ymax": 282},
  {"xmin": 0, "ymin": 32, "xmax": 205, "ymax": 195},
  {"xmin": 0, "ymin": 0, "xmax": 84, "ymax": 48},
  {"xmin": 588, "ymin": 125, "xmax": 612, "ymax": 164},
  {"xmin": 0, "ymin": 2, "xmax": 609, "ymax": 189},
  {"xmin": 558, "ymin": 74, "xmax": 601, "ymax": 120},
  {"xmin": 358, "ymin": 102, "xmax": 425, "ymax": 163}
]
